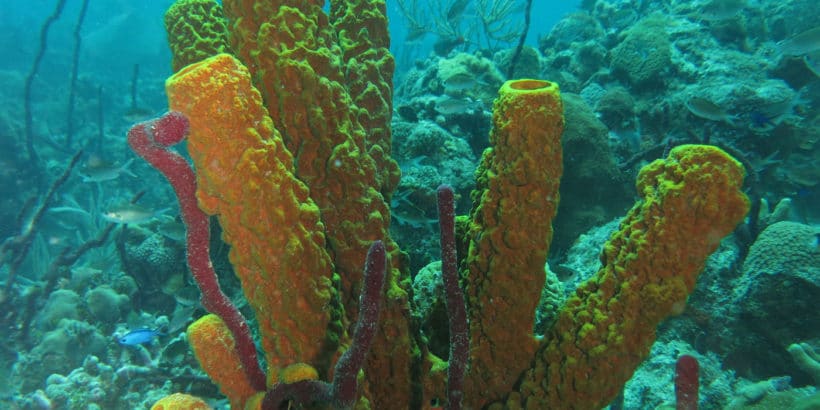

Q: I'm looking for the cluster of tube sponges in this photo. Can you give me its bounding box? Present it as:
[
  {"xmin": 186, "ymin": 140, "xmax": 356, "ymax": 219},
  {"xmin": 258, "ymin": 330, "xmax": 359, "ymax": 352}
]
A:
[{"xmin": 154, "ymin": 0, "xmax": 751, "ymax": 408}]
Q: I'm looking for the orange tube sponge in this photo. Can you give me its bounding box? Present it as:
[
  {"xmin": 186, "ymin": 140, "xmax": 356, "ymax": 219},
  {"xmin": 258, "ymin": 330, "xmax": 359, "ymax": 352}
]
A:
[
  {"xmin": 463, "ymin": 79, "xmax": 564, "ymax": 405},
  {"xmin": 222, "ymin": 0, "xmax": 392, "ymax": 305},
  {"xmin": 187, "ymin": 315, "xmax": 256, "ymax": 408},
  {"xmin": 165, "ymin": 53, "xmax": 339, "ymax": 377},
  {"xmin": 219, "ymin": 3, "xmax": 416, "ymax": 407},
  {"xmin": 507, "ymin": 144, "xmax": 750, "ymax": 409}
]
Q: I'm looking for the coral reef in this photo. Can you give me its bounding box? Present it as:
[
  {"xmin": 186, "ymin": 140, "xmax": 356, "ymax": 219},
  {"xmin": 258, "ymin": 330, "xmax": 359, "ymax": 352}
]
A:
[
  {"xmin": 140, "ymin": 1, "xmax": 752, "ymax": 407},
  {"xmin": 390, "ymin": 120, "xmax": 476, "ymax": 273},
  {"xmin": 3, "ymin": 0, "xmax": 818, "ymax": 408},
  {"xmin": 552, "ymin": 92, "xmax": 632, "ymax": 254}
]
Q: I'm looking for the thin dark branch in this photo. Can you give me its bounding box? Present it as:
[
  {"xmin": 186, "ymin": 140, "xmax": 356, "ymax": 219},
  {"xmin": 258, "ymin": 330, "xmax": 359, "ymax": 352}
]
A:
[
  {"xmin": 24, "ymin": 0, "xmax": 68, "ymax": 163},
  {"xmin": 1, "ymin": 149, "xmax": 82, "ymax": 300},
  {"xmin": 65, "ymin": 0, "xmax": 90, "ymax": 148},
  {"xmin": 507, "ymin": 0, "xmax": 532, "ymax": 78}
]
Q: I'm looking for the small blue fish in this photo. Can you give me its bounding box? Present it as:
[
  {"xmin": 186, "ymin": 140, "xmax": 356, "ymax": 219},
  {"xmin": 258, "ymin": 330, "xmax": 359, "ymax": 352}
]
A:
[
  {"xmin": 749, "ymin": 111, "xmax": 776, "ymax": 131},
  {"xmin": 796, "ymin": 187, "xmax": 813, "ymax": 198},
  {"xmin": 117, "ymin": 328, "xmax": 164, "ymax": 346}
]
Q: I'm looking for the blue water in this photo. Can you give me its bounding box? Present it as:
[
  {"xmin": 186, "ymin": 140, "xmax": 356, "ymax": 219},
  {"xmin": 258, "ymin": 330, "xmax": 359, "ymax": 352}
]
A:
[{"xmin": 1, "ymin": 1, "xmax": 579, "ymax": 90}]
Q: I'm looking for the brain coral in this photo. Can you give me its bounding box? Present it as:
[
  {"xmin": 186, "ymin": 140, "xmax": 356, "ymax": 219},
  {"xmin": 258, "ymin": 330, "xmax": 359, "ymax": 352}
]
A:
[
  {"xmin": 733, "ymin": 221, "xmax": 820, "ymax": 381},
  {"xmin": 610, "ymin": 16, "xmax": 672, "ymax": 87},
  {"xmin": 743, "ymin": 221, "xmax": 820, "ymax": 277}
]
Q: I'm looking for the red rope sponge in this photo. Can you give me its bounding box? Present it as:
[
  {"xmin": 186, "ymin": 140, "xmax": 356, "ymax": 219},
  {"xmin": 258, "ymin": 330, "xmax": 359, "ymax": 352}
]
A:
[
  {"xmin": 675, "ymin": 354, "xmax": 699, "ymax": 410},
  {"xmin": 127, "ymin": 112, "xmax": 266, "ymax": 392}
]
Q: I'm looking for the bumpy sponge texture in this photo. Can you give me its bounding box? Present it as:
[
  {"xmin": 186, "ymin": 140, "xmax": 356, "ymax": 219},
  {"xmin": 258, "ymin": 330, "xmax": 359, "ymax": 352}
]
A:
[
  {"xmin": 463, "ymin": 79, "xmax": 564, "ymax": 406},
  {"xmin": 164, "ymin": 0, "xmax": 231, "ymax": 72},
  {"xmin": 151, "ymin": 393, "xmax": 212, "ymax": 410},
  {"xmin": 165, "ymin": 53, "xmax": 338, "ymax": 378},
  {"xmin": 505, "ymin": 144, "xmax": 749, "ymax": 409},
  {"xmin": 187, "ymin": 315, "xmax": 256, "ymax": 408}
]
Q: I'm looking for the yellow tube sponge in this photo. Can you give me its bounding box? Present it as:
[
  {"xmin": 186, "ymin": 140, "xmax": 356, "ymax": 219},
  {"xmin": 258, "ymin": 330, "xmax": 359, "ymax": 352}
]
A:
[
  {"xmin": 165, "ymin": 53, "xmax": 339, "ymax": 376},
  {"xmin": 187, "ymin": 315, "xmax": 256, "ymax": 408},
  {"xmin": 463, "ymin": 79, "xmax": 564, "ymax": 406},
  {"xmin": 331, "ymin": 0, "xmax": 401, "ymax": 197},
  {"xmin": 507, "ymin": 144, "xmax": 750, "ymax": 409},
  {"xmin": 164, "ymin": 0, "xmax": 231, "ymax": 72}
]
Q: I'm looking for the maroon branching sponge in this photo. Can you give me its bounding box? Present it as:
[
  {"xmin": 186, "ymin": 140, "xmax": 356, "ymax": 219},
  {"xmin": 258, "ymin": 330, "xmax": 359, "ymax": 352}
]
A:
[
  {"xmin": 332, "ymin": 240, "xmax": 387, "ymax": 408},
  {"xmin": 437, "ymin": 184, "xmax": 469, "ymax": 410},
  {"xmin": 126, "ymin": 112, "xmax": 266, "ymax": 391},
  {"xmin": 675, "ymin": 354, "xmax": 700, "ymax": 410},
  {"xmin": 261, "ymin": 240, "xmax": 387, "ymax": 410}
]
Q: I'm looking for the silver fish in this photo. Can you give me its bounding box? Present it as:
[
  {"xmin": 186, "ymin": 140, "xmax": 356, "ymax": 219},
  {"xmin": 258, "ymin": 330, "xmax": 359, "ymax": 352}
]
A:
[
  {"xmin": 446, "ymin": 0, "xmax": 470, "ymax": 21},
  {"xmin": 167, "ymin": 300, "xmax": 198, "ymax": 334},
  {"xmin": 442, "ymin": 72, "xmax": 479, "ymax": 91},
  {"xmin": 79, "ymin": 156, "xmax": 135, "ymax": 182},
  {"xmin": 157, "ymin": 216, "xmax": 186, "ymax": 241},
  {"xmin": 405, "ymin": 24, "xmax": 428, "ymax": 42},
  {"xmin": 434, "ymin": 96, "xmax": 481, "ymax": 115},
  {"xmin": 777, "ymin": 26, "xmax": 820, "ymax": 56},
  {"xmin": 805, "ymin": 50, "xmax": 820, "ymax": 77},
  {"xmin": 696, "ymin": 0, "xmax": 746, "ymax": 21},
  {"xmin": 391, "ymin": 196, "xmax": 438, "ymax": 229},
  {"xmin": 103, "ymin": 203, "xmax": 167, "ymax": 224},
  {"xmin": 685, "ymin": 96, "xmax": 737, "ymax": 125}
]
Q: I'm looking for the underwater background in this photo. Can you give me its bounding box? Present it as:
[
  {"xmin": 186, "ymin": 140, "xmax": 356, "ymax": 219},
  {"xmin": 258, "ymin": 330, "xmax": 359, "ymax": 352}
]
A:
[{"xmin": 0, "ymin": 0, "xmax": 818, "ymax": 409}]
